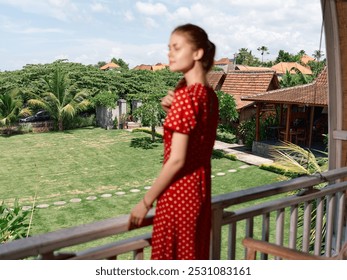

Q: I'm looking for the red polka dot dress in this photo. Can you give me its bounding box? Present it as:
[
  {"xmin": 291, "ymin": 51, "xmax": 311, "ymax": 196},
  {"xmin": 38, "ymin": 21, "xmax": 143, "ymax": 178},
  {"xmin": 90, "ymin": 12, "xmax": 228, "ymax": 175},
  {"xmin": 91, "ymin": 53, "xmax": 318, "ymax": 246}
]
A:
[{"xmin": 151, "ymin": 83, "xmax": 219, "ymax": 260}]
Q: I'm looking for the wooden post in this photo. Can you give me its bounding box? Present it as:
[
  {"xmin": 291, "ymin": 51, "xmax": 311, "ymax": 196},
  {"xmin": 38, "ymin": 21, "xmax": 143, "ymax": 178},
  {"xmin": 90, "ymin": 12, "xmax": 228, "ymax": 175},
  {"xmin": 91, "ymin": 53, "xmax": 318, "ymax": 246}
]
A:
[
  {"xmin": 255, "ymin": 103, "xmax": 261, "ymax": 141},
  {"xmin": 285, "ymin": 104, "xmax": 292, "ymax": 141},
  {"xmin": 210, "ymin": 208, "xmax": 223, "ymax": 260}
]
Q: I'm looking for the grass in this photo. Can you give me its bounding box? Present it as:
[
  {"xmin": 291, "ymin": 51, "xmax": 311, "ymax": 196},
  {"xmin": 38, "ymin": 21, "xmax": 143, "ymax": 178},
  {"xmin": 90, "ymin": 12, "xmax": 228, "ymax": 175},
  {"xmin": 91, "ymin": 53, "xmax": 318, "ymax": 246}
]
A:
[{"xmin": 0, "ymin": 127, "xmax": 286, "ymax": 258}]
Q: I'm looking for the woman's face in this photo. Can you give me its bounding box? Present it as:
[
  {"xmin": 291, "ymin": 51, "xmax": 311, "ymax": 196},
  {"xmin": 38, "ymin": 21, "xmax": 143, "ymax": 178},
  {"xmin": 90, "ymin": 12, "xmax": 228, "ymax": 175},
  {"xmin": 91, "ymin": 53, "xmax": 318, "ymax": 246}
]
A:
[{"xmin": 168, "ymin": 32, "xmax": 197, "ymax": 73}]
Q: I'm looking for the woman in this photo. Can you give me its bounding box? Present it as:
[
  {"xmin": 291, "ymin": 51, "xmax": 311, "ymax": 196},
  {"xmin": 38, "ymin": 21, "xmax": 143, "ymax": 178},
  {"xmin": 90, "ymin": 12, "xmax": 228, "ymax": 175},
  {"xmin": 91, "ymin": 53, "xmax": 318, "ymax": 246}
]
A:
[{"xmin": 129, "ymin": 23, "xmax": 219, "ymax": 260}]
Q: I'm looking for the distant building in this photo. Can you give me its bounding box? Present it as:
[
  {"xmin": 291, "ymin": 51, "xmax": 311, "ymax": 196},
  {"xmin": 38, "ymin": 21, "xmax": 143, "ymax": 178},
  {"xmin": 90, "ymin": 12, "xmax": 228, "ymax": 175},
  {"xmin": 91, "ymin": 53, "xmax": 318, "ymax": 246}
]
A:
[
  {"xmin": 133, "ymin": 63, "xmax": 168, "ymax": 71},
  {"xmin": 152, "ymin": 63, "xmax": 169, "ymax": 71},
  {"xmin": 300, "ymin": 54, "xmax": 315, "ymax": 65},
  {"xmin": 100, "ymin": 62, "xmax": 120, "ymax": 71},
  {"xmin": 220, "ymin": 70, "xmax": 280, "ymax": 121},
  {"xmin": 271, "ymin": 62, "xmax": 312, "ymax": 75},
  {"xmin": 133, "ymin": 64, "xmax": 153, "ymax": 71},
  {"xmin": 214, "ymin": 57, "xmax": 233, "ymax": 72}
]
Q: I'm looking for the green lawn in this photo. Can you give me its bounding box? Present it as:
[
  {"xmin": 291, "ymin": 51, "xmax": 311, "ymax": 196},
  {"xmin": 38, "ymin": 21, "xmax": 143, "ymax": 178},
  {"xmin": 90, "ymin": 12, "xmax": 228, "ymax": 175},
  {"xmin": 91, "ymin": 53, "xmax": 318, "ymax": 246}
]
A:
[{"xmin": 0, "ymin": 127, "xmax": 285, "ymax": 239}]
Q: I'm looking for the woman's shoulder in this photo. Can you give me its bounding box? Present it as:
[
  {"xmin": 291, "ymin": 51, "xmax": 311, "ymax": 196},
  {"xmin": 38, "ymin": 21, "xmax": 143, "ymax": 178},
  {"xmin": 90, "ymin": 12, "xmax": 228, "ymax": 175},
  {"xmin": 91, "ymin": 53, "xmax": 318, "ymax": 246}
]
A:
[{"xmin": 185, "ymin": 83, "xmax": 213, "ymax": 95}]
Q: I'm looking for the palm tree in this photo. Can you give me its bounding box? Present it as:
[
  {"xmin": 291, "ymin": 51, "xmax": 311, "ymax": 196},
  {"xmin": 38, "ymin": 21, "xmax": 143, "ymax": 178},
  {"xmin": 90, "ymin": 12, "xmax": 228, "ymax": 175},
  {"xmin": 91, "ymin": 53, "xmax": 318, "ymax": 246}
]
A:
[
  {"xmin": 271, "ymin": 141, "xmax": 328, "ymax": 253},
  {"xmin": 313, "ymin": 50, "xmax": 324, "ymax": 61},
  {"xmin": 271, "ymin": 141, "xmax": 328, "ymax": 175},
  {"xmin": 27, "ymin": 64, "xmax": 90, "ymax": 131},
  {"xmin": 257, "ymin": 46, "xmax": 269, "ymax": 63},
  {"xmin": 0, "ymin": 89, "xmax": 30, "ymax": 133}
]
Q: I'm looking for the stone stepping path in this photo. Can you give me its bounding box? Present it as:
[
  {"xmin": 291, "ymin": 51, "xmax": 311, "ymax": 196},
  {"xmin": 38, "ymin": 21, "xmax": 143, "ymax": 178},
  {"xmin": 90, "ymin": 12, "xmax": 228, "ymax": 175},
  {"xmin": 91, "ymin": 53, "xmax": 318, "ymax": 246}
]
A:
[
  {"xmin": 21, "ymin": 165, "xmax": 253, "ymax": 211},
  {"xmin": 53, "ymin": 201, "xmax": 66, "ymax": 206}
]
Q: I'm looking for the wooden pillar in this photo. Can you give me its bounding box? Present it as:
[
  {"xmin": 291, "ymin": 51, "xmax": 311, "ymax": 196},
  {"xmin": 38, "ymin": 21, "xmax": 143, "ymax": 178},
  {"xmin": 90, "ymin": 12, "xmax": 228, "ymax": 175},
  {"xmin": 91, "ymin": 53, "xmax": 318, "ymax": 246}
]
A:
[
  {"xmin": 285, "ymin": 104, "xmax": 292, "ymax": 141},
  {"xmin": 255, "ymin": 103, "xmax": 261, "ymax": 141},
  {"xmin": 308, "ymin": 106, "xmax": 315, "ymax": 148},
  {"xmin": 279, "ymin": 104, "xmax": 284, "ymax": 125}
]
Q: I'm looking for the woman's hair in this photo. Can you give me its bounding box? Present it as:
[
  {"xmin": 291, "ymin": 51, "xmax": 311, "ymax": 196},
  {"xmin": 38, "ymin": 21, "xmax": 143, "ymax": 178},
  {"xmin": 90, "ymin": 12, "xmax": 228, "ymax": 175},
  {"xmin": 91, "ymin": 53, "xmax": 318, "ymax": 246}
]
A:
[
  {"xmin": 173, "ymin": 23, "xmax": 216, "ymax": 73},
  {"xmin": 172, "ymin": 23, "xmax": 216, "ymax": 89}
]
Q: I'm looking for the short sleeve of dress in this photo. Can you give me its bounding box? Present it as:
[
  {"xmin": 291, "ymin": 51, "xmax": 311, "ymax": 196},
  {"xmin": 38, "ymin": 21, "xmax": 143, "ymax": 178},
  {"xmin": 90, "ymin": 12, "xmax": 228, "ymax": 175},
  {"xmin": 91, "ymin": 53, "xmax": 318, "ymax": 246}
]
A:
[{"xmin": 163, "ymin": 86, "xmax": 199, "ymax": 134}]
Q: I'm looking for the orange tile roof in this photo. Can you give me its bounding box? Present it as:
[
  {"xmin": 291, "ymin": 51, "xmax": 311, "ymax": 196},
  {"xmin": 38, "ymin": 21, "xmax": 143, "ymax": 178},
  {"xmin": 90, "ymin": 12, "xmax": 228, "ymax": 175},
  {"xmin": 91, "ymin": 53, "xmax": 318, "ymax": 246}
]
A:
[
  {"xmin": 152, "ymin": 63, "xmax": 169, "ymax": 71},
  {"xmin": 207, "ymin": 71, "xmax": 226, "ymax": 90},
  {"xmin": 100, "ymin": 62, "xmax": 120, "ymax": 70},
  {"xmin": 133, "ymin": 64, "xmax": 153, "ymax": 71},
  {"xmin": 301, "ymin": 54, "xmax": 315, "ymax": 65},
  {"xmin": 220, "ymin": 70, "xmax": 279, "ymax": 110},
  {"xmin": 241, "ymin": 67, "xmax": 327, "ymax": 106},
  {"xmin": 235, "ymin": 65, "xmax": 273, "ymax": 71},
  {"xmin": 214, "ymin": 57, "xmax": 231, "ymax": 65},
  {"xmin": 271, "ymin": 62, "xmax": 312, "ymax": 75}
]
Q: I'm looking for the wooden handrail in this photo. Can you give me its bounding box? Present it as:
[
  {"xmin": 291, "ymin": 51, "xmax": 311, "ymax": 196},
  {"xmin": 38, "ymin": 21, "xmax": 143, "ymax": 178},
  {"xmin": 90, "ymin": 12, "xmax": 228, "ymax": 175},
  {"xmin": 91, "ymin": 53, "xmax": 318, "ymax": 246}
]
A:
[
  {"xmin": 1, "ymin": 167, "xmax": 347, "ymax": 260},
  {"xmin": 242, "ymin": 238, "xmax": 325, "ymax": 260},
  {"xmin": 242, "ymin": 237, "xmax": 347, "ymax": 260},
  {"xmin": 211, "ymin": 166, "xmax": 347, "ymax": 209}
]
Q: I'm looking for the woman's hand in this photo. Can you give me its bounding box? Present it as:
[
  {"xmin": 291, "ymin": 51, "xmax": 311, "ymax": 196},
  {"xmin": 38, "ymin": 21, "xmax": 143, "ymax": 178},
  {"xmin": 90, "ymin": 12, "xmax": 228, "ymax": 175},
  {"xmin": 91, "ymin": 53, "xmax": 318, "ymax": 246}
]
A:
[
  {"xmin": 161, "ymin": 90, "xmax": 174, "ymax": 112},
  {"xmin": 128, "ymin": 198, "xmax": 151, "ymax": 229}
]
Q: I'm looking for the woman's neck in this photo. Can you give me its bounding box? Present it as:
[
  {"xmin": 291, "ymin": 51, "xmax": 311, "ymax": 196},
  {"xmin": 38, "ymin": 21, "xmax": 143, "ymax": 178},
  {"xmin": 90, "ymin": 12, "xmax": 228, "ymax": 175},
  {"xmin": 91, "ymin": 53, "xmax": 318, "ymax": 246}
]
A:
[{"xmin": 184, "ymin": 62, "xmax": 207, "ymax": 86}]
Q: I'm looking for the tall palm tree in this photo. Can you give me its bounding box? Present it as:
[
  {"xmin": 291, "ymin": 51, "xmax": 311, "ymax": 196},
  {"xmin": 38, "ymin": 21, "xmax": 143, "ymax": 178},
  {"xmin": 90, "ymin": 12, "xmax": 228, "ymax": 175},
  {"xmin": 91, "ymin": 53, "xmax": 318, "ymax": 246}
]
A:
[
  {"xmin": 313, "ymin": 50, "xmax": 324, "ymax": 61},
  {"xmin": 27, "ymin": 64, "xmax": 90, "ymax": 131},
  {"xmin": 257, "ymin": 46, "xmax": 269, "ymax": 63}
]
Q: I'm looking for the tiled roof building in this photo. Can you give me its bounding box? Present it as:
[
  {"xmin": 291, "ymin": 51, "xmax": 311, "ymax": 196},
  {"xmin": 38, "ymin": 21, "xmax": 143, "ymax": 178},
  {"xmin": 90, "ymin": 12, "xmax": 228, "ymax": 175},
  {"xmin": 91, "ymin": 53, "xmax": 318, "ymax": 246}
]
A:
[
  {"xmin": 207, "ymin": 71, "xmax": 226, "ymax": 91},
  {"xmin": 133, "ymin": 64, "xmax": 153, "ymax": 71},
  {"xmin": 221, "ymin": 70, "xmax": 280, "ymax": 110},
  {"xmin": 100, "ymin": 62, "xmax": 120, "ymax": 70},
  {"xmin": 241, "ymin": 67, "xmax": 327, "ymax": 106},
  {"xmin": 271, "ymin": 62, "xmax": 312, "ymax": 75}
]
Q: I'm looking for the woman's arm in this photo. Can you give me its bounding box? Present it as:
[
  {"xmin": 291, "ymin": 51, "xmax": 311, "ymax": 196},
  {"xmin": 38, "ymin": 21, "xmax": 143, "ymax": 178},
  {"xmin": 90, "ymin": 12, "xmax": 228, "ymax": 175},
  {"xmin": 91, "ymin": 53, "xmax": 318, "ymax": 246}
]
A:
[{"xmin": 128, "ymin": 131, "xmax": 189, "ymax": 227}]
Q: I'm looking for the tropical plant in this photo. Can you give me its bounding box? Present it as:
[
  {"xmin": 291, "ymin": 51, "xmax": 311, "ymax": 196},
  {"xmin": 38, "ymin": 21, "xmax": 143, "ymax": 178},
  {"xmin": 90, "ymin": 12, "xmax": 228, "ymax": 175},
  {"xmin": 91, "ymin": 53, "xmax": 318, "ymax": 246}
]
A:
[
  {"xmin": 270, "ymin": 141, "xmax": 328, "ymax": 253},
  {"xmin": 27, "ymin": 63, "xmax": 90, "ymax": 131},
  {"xmin": 313, "ymin": 50, "xmax": 324, "ymax": 61},
  {"xmin": 238, "ymin": 118, "xmax": 256, "ymax": 148},
  {"xmin": 133, "ymin": 94, "xmax": 165, "ymax": 141},
  {"xmin": 216, "ymin": 90, "xmax": 238, "ymax": 127},
  {"xmin": 91, "ymin": 90, "xmax": 118, "ymax": 109},
  {"xmin": 280, "ymin": 67, "xmax": 314, "ymax": 88},
  {"xmin": 257, "ymin": 46, "xmax": 269, "ymax": 63},
  {"xmin": 235, "ymin": 48, "xmax": 261, "ymax": 66},
  {"xmin": 0, "ymin": 89, "xmax": 30, "ymax": 132},
  {"xmin": 111, "ymin": 57, "xmax": 129, "ymax": 70},
  {"xmin": 0, "ymin": 200, "xmax": 31, "ymax": 243},
  {"xmin": 271, "ymin": 141, "xmax": 328, "ymax": 175}
]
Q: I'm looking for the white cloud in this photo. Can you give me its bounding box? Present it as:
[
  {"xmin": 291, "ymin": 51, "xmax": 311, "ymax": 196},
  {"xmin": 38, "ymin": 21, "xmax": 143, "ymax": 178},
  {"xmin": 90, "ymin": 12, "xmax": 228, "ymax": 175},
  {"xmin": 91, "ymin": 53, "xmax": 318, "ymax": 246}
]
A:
[
  {"xmin": 0, "ymin": 0, "xmax": 81, "ymax": 22},
  {"xmin": 90, "ymin": 2, "xmax": 108, "ymax": 13},
  {"xmin": 48, "ymin": 0, "xmax": 71, "ymax": 9},
  {"xmin": 0, "ymin": 0, "xmax": 325, "ymax": 71},
  {"xmin": 169, "ymin": 6, "xmax": 192, "ymax": 21},
  {"xmin": 135, "ymin": 2, "xmax": 168, "ymax": 16},
  {"xmin": 124, "ymin": 10, "xmax": 134, "ymax": 21},
  {"xmin": 144, "ymin": 17, "xmax": 159, "ymax": 28}
]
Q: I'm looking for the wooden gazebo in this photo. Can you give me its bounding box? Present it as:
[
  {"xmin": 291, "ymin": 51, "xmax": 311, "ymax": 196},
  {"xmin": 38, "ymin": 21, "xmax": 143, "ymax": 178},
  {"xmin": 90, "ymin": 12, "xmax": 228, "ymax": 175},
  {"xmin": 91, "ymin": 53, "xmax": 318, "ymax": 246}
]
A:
[{"xmin": 241, "ymin": 68, "xmax": 328, "ymax": 148}]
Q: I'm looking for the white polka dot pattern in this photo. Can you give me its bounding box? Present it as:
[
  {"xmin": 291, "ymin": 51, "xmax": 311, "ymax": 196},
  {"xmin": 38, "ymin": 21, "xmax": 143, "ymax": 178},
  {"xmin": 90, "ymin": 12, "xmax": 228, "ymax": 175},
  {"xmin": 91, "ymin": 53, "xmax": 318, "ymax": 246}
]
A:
[{"xmin": 151, "ymin": 83, "xmax": 219, "ymax": 260}]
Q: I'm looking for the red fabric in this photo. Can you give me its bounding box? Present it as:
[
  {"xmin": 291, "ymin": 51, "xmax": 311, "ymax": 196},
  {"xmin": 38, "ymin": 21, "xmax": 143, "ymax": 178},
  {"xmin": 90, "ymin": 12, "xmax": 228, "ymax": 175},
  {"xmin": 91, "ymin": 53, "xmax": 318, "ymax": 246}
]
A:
[{"xmin": 151, "ymin": 83, "xmax": 219, "ymax": 260}]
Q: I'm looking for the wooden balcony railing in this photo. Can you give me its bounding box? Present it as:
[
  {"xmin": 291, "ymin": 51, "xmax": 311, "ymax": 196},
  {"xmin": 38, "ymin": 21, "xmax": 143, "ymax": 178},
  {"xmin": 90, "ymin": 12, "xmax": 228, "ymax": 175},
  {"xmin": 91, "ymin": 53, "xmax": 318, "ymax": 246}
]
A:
[{"xmin": 1, "ymin": 167, "xmax": 347, "ymax": 260}]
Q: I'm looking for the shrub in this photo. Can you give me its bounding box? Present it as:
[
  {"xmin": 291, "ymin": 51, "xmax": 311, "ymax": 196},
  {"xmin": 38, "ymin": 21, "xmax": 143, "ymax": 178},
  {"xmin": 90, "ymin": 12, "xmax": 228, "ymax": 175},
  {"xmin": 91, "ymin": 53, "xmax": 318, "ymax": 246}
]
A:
[
  {"xmin": 63, "ymin": 114, "xmax": 96, "ymax": 130},
  {"xmin": 260, "ymin": 163, "xmax": 303, "ymax": 178},
  {"xmin": 216, "ymin": 130, "xmax": 237, "ymax": 144}
]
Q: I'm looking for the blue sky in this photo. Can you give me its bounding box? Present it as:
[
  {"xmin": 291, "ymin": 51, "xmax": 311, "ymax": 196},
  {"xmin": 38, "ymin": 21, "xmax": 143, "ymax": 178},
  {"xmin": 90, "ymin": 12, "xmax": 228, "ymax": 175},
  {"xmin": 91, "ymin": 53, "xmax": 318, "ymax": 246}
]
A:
[{"xmin": 0, "ymin": 0, "xmax": 325, "ymax": 71}]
